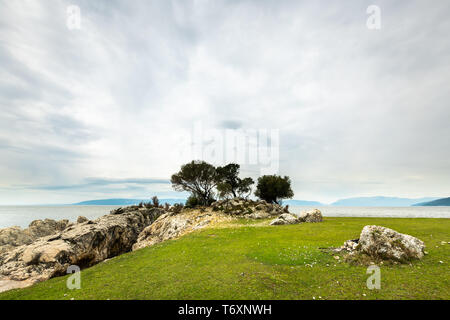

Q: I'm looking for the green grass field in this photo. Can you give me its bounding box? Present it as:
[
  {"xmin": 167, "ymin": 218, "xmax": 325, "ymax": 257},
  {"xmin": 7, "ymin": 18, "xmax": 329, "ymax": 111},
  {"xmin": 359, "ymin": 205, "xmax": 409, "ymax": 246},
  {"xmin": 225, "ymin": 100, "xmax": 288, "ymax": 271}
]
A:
[{"xmin": 1, "ymin": 217, "xmax": 449, "ymax": 300}]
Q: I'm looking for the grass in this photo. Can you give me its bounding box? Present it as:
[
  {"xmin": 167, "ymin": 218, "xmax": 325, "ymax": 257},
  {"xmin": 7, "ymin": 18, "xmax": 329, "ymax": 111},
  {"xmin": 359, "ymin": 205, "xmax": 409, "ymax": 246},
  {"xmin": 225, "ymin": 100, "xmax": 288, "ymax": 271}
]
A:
[{"xmin": 0, "ymin": 217, "xmax": 449, "ymax": 300}]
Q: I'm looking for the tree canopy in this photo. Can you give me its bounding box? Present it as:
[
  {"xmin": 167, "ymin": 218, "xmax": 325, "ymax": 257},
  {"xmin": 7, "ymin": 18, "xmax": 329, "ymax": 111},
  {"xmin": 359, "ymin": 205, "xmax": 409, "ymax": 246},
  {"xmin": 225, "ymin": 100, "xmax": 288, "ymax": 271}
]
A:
[
  {"xmin": 254, "ymin": 175, "xmax": 294, "ymax": 204},
  {"xmin": 170, "ymin": 160, "xmax": 218, "ymax": 205},
  {"xmin": 216, "ymin": 163, "xmax": 254, "ymax": 199},
  {"xmin": 171, "ymin": 161, "xmax": 291, "ymax": 206}
]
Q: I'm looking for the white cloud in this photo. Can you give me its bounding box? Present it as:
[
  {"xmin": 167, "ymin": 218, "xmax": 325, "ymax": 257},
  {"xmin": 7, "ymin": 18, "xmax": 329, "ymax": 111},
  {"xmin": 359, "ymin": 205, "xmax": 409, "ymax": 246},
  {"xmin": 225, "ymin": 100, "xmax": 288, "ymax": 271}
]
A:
[{"xmin": 0, "ymin": 0, "xmax": 449, "ymax": 204}]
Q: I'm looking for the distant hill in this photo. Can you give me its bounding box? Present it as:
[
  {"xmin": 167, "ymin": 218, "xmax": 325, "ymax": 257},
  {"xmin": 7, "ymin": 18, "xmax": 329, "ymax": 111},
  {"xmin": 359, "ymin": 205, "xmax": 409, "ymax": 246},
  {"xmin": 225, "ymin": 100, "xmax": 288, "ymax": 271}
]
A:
[
  {"xmin": 412, "ymin": 197, "xmax": 450, "ymax": 206},
  {"xmin": 73, "ymin": 198, "xmax": 186, "ymax": 206},
  {"xmin": 284, "ymin": 200, "xmax": 324, "ymax": 206},
  {"xmin": 331, "ymin": 196, "xmax": 438, "ymax": 207}
]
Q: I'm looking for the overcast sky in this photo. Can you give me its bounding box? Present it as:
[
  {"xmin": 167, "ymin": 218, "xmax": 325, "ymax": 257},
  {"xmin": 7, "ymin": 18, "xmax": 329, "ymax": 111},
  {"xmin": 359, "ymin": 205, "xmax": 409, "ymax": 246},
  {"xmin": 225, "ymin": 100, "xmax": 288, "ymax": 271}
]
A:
[{"xmin": 0, "ymin": 0, "xmax": 449, "ymax": 205}]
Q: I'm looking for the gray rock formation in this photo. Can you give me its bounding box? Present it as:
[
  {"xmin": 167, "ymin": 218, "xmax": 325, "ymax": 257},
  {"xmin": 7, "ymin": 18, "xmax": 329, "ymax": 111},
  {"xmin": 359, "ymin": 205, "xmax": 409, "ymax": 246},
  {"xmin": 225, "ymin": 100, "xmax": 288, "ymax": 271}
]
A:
[
  {"xmin": 269, "ymin": 209, "xmax": 323, "ymax": 225},
  {"xmin": 342, "ymin": 239, "xmax": 359, "ymax": 251},
  {"xmin": 211, "ymin": 198, "xmax": 285, "ymax": 219},
  {"xmin": 358, "ymin": 225, "xmax": 425, "ymax": 261},
  {"xmin": 270, "ymin": 213, "xmax": 300, "ymax": 225},
  {"xmin": 0, "ymin": 208, "xmax": 164, "ymax": 284},
  {"xmin": 0, "ymin": 219, "xmax": 71, "ymax": 254},
  {"xmin": 340, "ymin": 225, "xmax": 425, "ymax": 262},
  {"xmin": 298, "ymin": 209, "xmax": 323, "ymax": 223}
]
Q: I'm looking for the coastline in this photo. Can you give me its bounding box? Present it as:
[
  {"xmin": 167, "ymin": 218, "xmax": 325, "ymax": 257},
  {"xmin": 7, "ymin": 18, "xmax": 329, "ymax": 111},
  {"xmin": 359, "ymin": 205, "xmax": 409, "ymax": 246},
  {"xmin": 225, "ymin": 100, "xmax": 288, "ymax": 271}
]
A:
[
  {"xmin": 1, "ymin": 215, "xmax": 448, "ymax": 300},
  {"xmin": 1, "ymin": 205, "xmax": 450, "ymax": 229}
]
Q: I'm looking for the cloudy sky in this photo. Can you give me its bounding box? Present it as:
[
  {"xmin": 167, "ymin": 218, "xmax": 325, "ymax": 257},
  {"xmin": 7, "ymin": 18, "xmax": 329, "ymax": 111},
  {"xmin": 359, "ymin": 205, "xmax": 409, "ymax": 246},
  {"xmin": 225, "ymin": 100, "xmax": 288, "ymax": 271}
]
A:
[{"xmin": 0, "ymin": 0, "xmax": 449, "ymax": 205}]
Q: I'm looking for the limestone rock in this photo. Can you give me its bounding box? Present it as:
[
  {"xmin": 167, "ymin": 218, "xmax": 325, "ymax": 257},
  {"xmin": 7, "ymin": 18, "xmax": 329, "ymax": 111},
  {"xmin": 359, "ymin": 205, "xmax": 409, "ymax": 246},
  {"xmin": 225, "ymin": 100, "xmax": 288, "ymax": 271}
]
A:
[
  {"xmin": 212, "ymin": 198, "xmax": 285, "ymax": 218},
  {"xmin": 270, "ymin": 213, "xmax": 300, "ymax": 225},
  {"xmin": 298, "ymin": 209, "xmax": 323, "ymax": 223},
  {"xmin": 339, "ymin": 225, "xmax": 426, "ymax": 262},
  {"xmin": 0, "ymin": 219, "xmax": 71, "ymax": 254},
  {"xmin": 342, "ymin": 239, "xmax": 359, "ymax": 251},
  {"xmin": 357, "ymin": 225, "xmax": 425, "ymax": 261},
  {"xmin": 0, "ymin": 208, "xmax": 164, "ymax": 284}
]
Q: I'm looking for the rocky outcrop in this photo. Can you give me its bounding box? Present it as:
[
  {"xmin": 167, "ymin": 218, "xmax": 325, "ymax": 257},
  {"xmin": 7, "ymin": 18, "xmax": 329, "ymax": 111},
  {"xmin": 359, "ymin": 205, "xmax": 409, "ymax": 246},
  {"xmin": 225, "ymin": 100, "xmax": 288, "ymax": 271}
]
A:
[
  {"xmin": 339, "ymin": 225, "xmax": 425, "ymax": 262},
  {"xmin": 0, "ymin": 219, "xmax": 71, "ymax": 254},
  {"xmin": 133, "ymin": 199, "xmax": 286, "ymax": 250},
  {"xmin": 270, "ymin": 213, "xmax": 300, "ymax": 225},
  {"xmin": 298, "ymin": 209, "xmax": 323, "ymax": 223},
  {"xmin": 269, "ymin": 209, "xmax": 323, "ymax": 225},
  {"xmin": 0, "ymin": 198, "xmax": 293, "ymax": 291},
  {"xmin": 211, "ymin": 198, "xmax": 285, "ymax": 219},
  {"xmin": 132, "ymin": 209, "xmax": 231, "ymax": 250},
  {"xmin": 0, "ymin": 208, "xmax": 164, "ymax": 285}
]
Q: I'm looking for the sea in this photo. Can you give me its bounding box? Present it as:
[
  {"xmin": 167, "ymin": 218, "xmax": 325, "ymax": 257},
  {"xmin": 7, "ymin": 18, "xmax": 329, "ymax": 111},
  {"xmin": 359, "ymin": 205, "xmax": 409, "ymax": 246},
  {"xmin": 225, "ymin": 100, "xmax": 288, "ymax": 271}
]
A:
[{"xmin": 0, "ymin": 205, "xmax": 449, "ymax": 229}]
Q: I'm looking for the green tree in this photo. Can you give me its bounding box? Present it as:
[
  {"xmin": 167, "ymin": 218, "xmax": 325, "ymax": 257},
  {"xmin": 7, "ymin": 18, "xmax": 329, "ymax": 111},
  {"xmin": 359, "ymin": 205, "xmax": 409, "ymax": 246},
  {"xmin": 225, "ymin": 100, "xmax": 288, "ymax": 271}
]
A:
[
  {"xmin": 216, "ymin": 182, "xmax": 233, "ymax": 200},
  {"xmin": 216, "ymin": 163, "xmax": 241, "ymax": 197},
  {"xmin": 254, "ymin": 175, "xmax": 294, "ymax": 204},
  {"xmin": 236, "ymin": 177, "xmax": 254, "ymax": 199},
  {"xmin": 216, "ymin": 163, "xmax": 254, "ymax": 199},
  {"xmin": 171, "ymin": 160, "xmax": 218, "ymax": 206}
]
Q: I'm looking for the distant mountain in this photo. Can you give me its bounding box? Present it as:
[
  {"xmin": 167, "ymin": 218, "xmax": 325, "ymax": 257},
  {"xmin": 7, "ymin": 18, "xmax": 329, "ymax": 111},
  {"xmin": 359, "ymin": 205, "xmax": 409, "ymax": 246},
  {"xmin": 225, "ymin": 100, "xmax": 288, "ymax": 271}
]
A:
[
  {"xmin": 331, "ymin": 196, "xmax": 439, "ymax": 207},
  {"xmin": 284, "ymin": 200, "xmax": 324, "ymax": 206},
  {"xmin": 412, "ymin": 197, "xmax": 450, "ymax": 206},
  {"xmin": 73, "ymin": 198, "xmax": 186, "ymax": 206}
]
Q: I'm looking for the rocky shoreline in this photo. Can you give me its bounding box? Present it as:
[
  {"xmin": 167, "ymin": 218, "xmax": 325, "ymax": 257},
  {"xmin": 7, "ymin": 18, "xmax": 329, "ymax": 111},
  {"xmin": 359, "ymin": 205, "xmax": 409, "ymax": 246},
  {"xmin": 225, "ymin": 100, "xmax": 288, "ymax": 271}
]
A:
[
  {"xmin": 0, "ymin": 198, "xmax": 426, "ymax": 293},
  {"xmin": 0, "ymin": 199, "xmax": 294, "ymax": 292}
]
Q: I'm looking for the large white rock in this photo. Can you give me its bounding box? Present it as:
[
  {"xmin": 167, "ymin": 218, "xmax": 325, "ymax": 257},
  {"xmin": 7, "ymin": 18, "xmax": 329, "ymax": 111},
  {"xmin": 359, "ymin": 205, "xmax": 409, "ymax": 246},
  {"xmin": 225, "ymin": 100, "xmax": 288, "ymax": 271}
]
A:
[
  {"xmin": 270, "ymin": 213, "xmax": 299, "ymax": 225},
  {"xmin": 298, "ymin": 209, "xmax": 323, "ymax": 223},
  {"xmin": 357, "ymin": 225, "xmax": 425, "ymax": 261}
]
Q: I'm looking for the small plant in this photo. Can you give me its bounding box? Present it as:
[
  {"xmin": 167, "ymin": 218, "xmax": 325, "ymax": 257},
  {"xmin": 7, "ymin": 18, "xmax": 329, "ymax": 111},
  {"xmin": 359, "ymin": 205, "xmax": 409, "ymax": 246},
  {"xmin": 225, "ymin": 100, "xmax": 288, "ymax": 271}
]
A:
[
  {"xmin": 151, "ymin": 196, "xmax": 160, "ymax": 208},
  {"xmin": 171, "ymin": 203, "xmax": 184, "ymax": 214},
  {"xmin": 185, "ymin": 195, "xmax": 200, "ymax": 208}
]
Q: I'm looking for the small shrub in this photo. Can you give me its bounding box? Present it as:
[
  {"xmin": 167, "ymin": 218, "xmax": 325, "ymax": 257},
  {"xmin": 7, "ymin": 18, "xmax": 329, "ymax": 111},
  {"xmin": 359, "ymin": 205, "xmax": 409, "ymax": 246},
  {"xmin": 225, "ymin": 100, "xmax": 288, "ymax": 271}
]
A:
[
  {"xmin": 151, "ymin": 196, "xmax": 160, "ymax": 208},
  {"xmin": 185, "ymin": 195, "xmax": 200, "ymax": 208},
  {"xmin": 172, "ymin": 203, "xmax": 184, "ymax": 214}
]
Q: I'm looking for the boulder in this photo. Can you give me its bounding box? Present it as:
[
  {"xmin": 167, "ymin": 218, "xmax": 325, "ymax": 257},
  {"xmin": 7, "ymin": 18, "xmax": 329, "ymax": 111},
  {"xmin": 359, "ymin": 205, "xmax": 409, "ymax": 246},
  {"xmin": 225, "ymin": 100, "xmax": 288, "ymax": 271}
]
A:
[
  {"xmin": 270, "ymin": 213, "xmax": 299, "ymax": 225},
  {"xmin": 298, "ymin": 209, "xmax": 323, "ymax": 223},
  {"xmin": 0, "ymin": 208, "xmax": 164, "ymax": 284},
  {"xmin": 356, "ymin": 225, "xmax": 425, "ymax": 261}
]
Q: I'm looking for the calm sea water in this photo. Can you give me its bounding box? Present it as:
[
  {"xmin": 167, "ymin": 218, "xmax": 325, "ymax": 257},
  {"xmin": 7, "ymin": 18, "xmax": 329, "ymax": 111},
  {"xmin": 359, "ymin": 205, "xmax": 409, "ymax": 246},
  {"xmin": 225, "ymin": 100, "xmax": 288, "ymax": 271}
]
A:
[
  {"xmin": 0, "ymin": 206, "xmax": 122, "ymax": 228},
  {"xmin": 290, "ymin": 206, "xmax": 450, "ymax": 219},
  {"xmin": 0, "ymin": 205, "xmax": 449, "ymax": 229}
]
